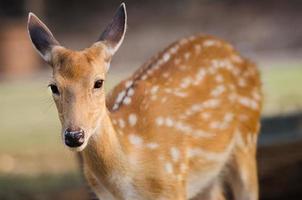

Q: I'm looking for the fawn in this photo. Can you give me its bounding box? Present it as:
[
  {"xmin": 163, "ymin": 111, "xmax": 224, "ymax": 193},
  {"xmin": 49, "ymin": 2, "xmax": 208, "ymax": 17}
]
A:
[{"xmin": 27, "ymin": 3, "xmax": 262, "ymax": 200}]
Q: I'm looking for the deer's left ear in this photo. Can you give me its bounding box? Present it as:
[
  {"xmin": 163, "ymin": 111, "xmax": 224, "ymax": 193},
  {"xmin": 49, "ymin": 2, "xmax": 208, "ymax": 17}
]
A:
[{"xmin": 98, "ymin": 3, "xmax": 127, "ymax": 55}]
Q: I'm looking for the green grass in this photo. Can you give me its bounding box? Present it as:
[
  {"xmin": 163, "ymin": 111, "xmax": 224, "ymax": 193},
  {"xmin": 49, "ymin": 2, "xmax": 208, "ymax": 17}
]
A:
[
  {"xmin": 261, "ymin": 64, "xmax": 302, "ymax": 116},
  {"xmin": 0, "ymin": 81, "xmax": 59, "ymax": 153}
]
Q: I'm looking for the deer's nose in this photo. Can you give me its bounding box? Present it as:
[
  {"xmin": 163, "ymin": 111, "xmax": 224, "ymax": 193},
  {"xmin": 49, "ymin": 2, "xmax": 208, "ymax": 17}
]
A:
[{"xmin": 64, "ymin": 128, "xmax": 85, "ymax": 148}]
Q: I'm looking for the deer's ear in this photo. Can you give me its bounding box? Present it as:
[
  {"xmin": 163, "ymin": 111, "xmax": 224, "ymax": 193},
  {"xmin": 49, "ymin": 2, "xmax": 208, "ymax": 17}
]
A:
[
  {"xmin": 27, "ymin": 12, "xmax": 60, "ymax": 63},
  {"xmin": 98, "ymin": 3, "xmax": 127, "ymax": 55}
]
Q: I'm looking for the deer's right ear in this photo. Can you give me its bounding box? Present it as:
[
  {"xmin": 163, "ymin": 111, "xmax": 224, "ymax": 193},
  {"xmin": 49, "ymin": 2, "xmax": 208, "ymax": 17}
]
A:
[{"xmin": 27, "ymin": 13, "xmax": 60, "ymax": 63}]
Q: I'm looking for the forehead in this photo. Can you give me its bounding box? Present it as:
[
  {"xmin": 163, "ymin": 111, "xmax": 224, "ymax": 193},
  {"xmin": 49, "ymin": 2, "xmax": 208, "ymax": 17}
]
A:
[{"xmin": 52, "ymin": 46, "xmax": 108, "ymax": 81}]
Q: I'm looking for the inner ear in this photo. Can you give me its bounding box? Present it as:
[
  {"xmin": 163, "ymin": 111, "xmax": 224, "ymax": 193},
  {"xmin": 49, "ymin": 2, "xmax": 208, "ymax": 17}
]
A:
[
  {"xmin": 27, "ymin": 12, "xmax": 60, "ymax": 63},
  {"xmin": 98, "ymin": 3, "xmax": 127, "ymax": 55}
]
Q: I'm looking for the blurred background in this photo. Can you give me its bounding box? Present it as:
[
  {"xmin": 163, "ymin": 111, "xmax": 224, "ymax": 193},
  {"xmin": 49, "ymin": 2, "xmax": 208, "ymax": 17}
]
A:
[{"xmin": 0, "ymin": 0, "xmax": 301, "ymax": 199}]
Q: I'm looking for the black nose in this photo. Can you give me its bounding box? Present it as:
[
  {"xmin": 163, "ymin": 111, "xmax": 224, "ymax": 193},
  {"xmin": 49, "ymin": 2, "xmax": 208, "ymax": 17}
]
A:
[{"xmin": 64, "ymin": 128, "xmax": 85, "ymax": 148}]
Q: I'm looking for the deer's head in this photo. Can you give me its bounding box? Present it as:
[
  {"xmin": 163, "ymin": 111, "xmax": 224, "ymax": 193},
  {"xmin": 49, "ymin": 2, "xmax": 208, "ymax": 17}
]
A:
[{"xmin": 27, "ymin": 4, "xmax": 127, "ymax": 151}]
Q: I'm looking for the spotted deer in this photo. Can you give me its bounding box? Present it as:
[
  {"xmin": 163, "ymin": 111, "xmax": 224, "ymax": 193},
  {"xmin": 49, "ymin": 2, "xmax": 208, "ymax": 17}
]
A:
[{"xmin": 27, "ymin": 3, "xmax": 262, "ymax": 200}]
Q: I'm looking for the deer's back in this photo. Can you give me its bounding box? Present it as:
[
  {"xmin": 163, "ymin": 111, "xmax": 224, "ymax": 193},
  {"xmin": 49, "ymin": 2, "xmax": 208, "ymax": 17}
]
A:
[{"xmin": 106, "ymin": 35, "xmax": 261, "ymax": 193}]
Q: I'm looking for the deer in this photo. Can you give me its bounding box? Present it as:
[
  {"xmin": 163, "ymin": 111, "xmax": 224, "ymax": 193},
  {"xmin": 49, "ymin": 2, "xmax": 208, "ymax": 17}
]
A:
[{"xmin": 27, "ymin": 3, "xmax": 262, "ymax": 200}]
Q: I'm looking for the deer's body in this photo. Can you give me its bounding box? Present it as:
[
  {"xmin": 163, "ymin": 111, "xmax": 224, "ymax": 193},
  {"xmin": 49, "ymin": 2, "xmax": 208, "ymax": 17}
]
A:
[
  {"xmin": 28, "ymin": 4, "xmax": 261, "ymax": 200},
  {"xmin": 84, "ymin": 35, "xmax": 261, "ymax": 200}
]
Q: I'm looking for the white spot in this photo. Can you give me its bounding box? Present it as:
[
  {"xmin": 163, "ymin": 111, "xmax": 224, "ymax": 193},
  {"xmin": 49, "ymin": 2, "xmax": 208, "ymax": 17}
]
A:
[
  {"xmin": 128, "ymin": 114, "xmax": 137, "ymax": 126},
  {"xmin": 125, "ymin": 80, "xmax": 133, "ymax": 88},
  {"xmin": 175, "ymin": 121, "xmax": 192, "ymax": 133},
  {"xmin": 187, "ymin": 143, "xmax": 234, "ymax": 161},
  {"xmin": 215, "ymin": 74, "xmax": 224, "ymax": 83},
  {"xmin": 147, "ymin": 69, "xmax": 153, "ymax": 75},
  {"xmin": 165, "ymin": 117, "xmax": 174, "ymax": 127},
  {"xmin": 165, "ymin": 162, "xmax": 173, "ymax": 174},
  {"xmin": 238, "ymin": 96, "xmax": 258, "ymax": 110},
  {"xmin": 169, "ymin": 46, "xmax": 179, "ymax": 54},
  {"xmin": 201, "ymin": 112, "xmax": 211, "ymax": 120},
  {"xmin": 156, "ymin": 117, "xmax": 164, "ymax": 126},
  {"xmin": 112, "ymin": 103, "xmax": 119, "ymax": 110},
  {"xmin": 238, "ymin": 78, "xmax": 247, "ymax": 87},
  {"xmin": 203, "ymin": 40, "xmax": 219, "ymax": 47},
  {"xmin": 123, "ymin": 97, "xmax": 132, "ymax": 105},
  {"xmin": 235, "ymin": 130, "xmax": 246, "ymax": 149},
  {"xmin": 115, "ymin": 90, "xmax": 126, "ymax": 104},
  {"xmin": 128, "ymin": 88, "xmax": 135, "ymax": 96},
  {"xmin": 252, "ymin": 89, "xmax": 261, "ymax": 101},
  {"xmin": 187, "ymin": 148, "xmax": 199, "ymax": 158},
  {"xmin": 146, "ymin": 142, "xmax": 159, "ymax": 149},
  {"xmin": 173, "ymin": 91, "xmax": 187, "ymax": 98},
  {"xmin": 184, "ymin": 99, "xmax": 220, "ymax": 119},
  {"xmin": 184, "ymin": 52, "xmax": 191, "ymax": 60},
  {"xmin": 150, "ymin": 85, "xmax": 159, "ymax": 95},
  {"xmin": 231, "ymin": 54, "xmax": 243, "ymax": 63},
  {"xmin": 193, "ymin": 130, "xmax": 212, "ymax": 138},
  {"xmin": 128, "ymin": 134, "xmax": 143, "ymax": 146},
  {"xmin": 118, "ymin": 119, "xmax": 125, "ymax": 128},
  {"xmin": 170, "ymin": 147, "xmax": 180, "ymax": 162},
  {"xmin": 163, "ymin": 53, "xmax": 170, "ymax": 62},
  {"xmin": 180, "ymin": 77, "xmax": 192, "ymax": 88},
  {"xmin": 141, "ymin": 74, "xmax": 147, "ymax": 80},
  {"xmin": 203, "ymin": 99, "xmax": 221, "ymax": 108},
  {"xmin": 224, "ymin": 112, "xmax": 234, "ymax": 123},
  {"xmin": 211, "ymin": 85, "xmax": 226, "ymax": 97},
  {"xmin": 232, "ymin": 67, "xmax": 240, "ymax": 76},
  {"xmin": 210, "ymin": 121, "xmax": 221, "ymax": 129},
  {"xmin": 193, "ymin": 68, "xmax": 206, "ymax": 85}
]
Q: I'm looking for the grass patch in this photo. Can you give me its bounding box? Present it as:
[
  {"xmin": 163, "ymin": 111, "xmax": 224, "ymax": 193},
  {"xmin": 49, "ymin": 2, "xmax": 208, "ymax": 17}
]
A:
[{"xmin": 261, "ymin": 64, "xmax": 302, "ymax": 116}]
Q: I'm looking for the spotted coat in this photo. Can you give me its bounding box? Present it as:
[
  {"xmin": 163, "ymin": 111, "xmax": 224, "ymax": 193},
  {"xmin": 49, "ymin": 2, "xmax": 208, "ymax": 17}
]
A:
[{"xmin": 106, "ymin": 35, "xmax": 262, "ymax": 199}]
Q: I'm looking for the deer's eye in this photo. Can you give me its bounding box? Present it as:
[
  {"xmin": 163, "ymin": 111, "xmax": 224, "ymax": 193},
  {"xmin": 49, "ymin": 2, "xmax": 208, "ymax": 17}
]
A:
[
  {"xmin": 94, "ymin": 80, "xmax": 104, "ymax": 89},
  {"xmin": 49, "ymin": 84, "xmax": 60, "ymax": 95}
]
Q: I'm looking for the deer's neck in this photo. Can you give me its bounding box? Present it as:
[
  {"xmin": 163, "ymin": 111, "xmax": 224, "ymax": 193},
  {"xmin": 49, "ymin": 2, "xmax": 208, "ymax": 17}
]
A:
[{"xmin": 82, "ymin": 111, "xmax": 128, "ymax": 179}]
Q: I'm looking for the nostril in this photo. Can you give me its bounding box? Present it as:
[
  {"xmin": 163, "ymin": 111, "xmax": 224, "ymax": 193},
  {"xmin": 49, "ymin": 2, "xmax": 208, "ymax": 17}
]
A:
[{"xmin": 74, "ymin": 131, "xmax": 84, "ymax": 141}]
